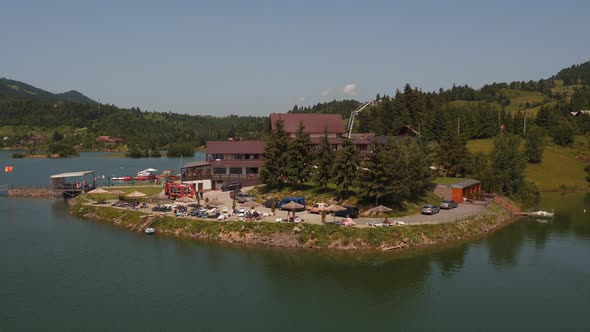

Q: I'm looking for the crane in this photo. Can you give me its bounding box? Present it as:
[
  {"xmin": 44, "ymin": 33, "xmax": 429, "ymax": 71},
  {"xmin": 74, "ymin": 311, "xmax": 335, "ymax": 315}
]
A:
[{"xmin": 346, "ymin": 100, "xmax": 379, "ymax": 138}]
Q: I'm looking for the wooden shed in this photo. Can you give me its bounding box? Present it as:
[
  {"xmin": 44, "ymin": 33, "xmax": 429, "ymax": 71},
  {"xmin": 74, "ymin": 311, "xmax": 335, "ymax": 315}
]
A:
[{"xmin": 451, "ymin": 179, "xmax": 482, "ymax": 202}]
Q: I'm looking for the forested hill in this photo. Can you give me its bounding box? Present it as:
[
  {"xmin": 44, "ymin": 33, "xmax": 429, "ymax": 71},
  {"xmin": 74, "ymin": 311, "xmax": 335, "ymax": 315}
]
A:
[
  {"xmin": 288, "ymin": 99, "xmax": 362, "ymax": 118},
  {"xmin": 551, "ymin": 60, "xmax": 590, "ymax": 85},
  {"xmin": 0, "ymin": 78, "xmax": 97, "ymax": 104}
]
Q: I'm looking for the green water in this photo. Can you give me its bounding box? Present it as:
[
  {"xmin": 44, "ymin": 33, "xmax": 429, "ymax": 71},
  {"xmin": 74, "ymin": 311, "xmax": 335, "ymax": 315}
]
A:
[{"xmin": 0, "ymin": 153, "xmax": 589, "ymax": 331}]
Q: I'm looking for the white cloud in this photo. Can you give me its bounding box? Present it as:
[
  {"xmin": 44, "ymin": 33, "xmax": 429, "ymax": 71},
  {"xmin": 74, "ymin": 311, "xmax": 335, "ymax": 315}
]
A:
[
  {"xmin": 298, "ymin": 96, "xmax": 306, "ymax": 103},
  {"xmin": 343, "ymin": 83, "xmax": 357, "ymax": 96}
]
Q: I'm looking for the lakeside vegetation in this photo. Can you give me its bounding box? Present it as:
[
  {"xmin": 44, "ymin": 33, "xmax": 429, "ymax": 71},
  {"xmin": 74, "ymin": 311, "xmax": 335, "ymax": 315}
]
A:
[{"xmin": 72, "ymin": 201, "xmax": 512, "ymax": 250}]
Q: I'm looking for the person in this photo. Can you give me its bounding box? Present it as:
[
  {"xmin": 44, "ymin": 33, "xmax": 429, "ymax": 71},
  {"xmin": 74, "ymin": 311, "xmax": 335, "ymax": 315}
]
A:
[{"xmin": 200, "ymin": 191, "xmax": 204, "ymax": 200}]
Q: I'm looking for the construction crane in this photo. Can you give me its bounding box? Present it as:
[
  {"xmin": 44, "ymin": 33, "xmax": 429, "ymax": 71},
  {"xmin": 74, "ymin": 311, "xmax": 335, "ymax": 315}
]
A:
[{"xmin": 346, "ymin": 100, "xmax": 379, "ymax": 138}]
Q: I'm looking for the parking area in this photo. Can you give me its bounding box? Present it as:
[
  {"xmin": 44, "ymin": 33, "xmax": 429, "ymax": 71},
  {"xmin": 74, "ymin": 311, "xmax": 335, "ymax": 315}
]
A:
[{"xmin": 204, "ymin": 187, "xmax": 487, "ymax": 227}]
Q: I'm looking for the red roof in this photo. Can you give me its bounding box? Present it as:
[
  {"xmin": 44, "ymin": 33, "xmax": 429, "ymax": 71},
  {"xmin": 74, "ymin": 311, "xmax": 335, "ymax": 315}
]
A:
[
  {"xmin": 206, "ymin": 141, "xmax": 266, "ymax": 154},
  {"xmin": 270, "ymin": 113, "xmax": 346, "ymax": 134}
]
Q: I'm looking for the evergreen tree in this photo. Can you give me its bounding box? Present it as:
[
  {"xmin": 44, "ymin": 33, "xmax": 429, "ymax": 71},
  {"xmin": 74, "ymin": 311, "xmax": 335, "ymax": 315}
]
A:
[
  {"xmin": 259, "ymin": 119, "xmax": 290, "ymax": 188},
  {"xmin": 356, "ymin": 144, "xmax": 388, "ymax": 204},
  {"xmin": 490, "ymin": 133, "xmax": 526, "ymax": 194},
  {"xmin": 381, "ymin": 138, "xmax": 411, "ymax": 201},
  {"xmin": 287, "ymin": 121, "xmax": 312, "ymax": 186},
  {"xmin": 435, "ymin": 127, "xmax": 471, "ymax": 177},
  {"xmin": 332, "ymin": 138, "xmax": 359, "ymax": 196},
  {"xmin": 524, "ymin": 126, "xmax": 546, "ymax": 163},
  {"xmin": 552, "ymin": 122, "xmax": 574, "ymax": 146},
  {"xmin": 405, "ymin": 139, "xmax": 433, "ymax": 199},
  {"xmin": 314, "ymin": 127, "xmax": 334, "ymax": 189}
]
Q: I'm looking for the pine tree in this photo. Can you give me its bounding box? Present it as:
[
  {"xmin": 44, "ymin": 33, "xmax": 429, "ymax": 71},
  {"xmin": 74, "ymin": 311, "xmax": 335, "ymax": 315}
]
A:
[
  {"xmin": 332, "ymin": 138, "xmax": 359, "ymax": 196},
  {"xmin": 381, "ymin": 138, "xmax": 411, "ymax": 201},
  {"xmin": 524, "ymin": 126, "xmax": 546, "ymax": 163},
  {"xmin": 287, "ymin": 121, "xmax": 312, "ymax": 186},
  {"xmin": 259, "ymin": 119, "xmax": 290, "ymax": 188},
  {"xmin": 490, "ymin": 133, "xmax": 526, "ymax": 194},
  {"xmin": 356, "ymin": 144, "xmax": 388, "ymax": 204},
  {"xmin": 435, "ymin": 127, "xmax": 471, "ymax": 177},
  {"xmin": 314, "ymin": 127, "xmax": 334, "ymax": 189},
  {"xmin": 405, "ymin": 139, "xmax": 433, "ymax": 199}
]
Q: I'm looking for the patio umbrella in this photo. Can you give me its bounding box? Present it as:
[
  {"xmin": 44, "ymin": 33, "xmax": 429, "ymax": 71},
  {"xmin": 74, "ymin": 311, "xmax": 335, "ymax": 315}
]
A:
[
  {"xmin": 143, "ymin": 168, "xmax": 158, "ymax": 172},
  {"xmin": 88, "ymin": 187, "xmax": 108, "ymax": 194},
  {"xmin": 326, "ymin": 204, "xmax": 347, "ymax": 222},
  {"xmin": 367, "ymin": 205, "xmax": 393, "ymax": 214},
  {"xmin": 126, "ymin": 191, "xmax": 147, "ymax": 198},
  {"xmin": 281, "ymin": 201, "xmax": 304, "ymax": 221}
]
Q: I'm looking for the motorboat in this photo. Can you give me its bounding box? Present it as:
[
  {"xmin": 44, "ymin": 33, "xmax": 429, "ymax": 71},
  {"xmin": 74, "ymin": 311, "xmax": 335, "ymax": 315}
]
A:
[
  {"xmin": 144, "ymin": 227, "xmax": 155, "ymax": 235},
  {"xmin": 529, "ymin": 210, "xmax": 554, "ymax": 218}
]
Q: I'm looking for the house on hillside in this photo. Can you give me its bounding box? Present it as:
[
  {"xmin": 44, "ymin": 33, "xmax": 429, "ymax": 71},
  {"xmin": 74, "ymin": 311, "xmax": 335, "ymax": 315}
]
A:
[{"xmin": 95, "ymin": 136, "xmax": 123, "ymax": 144}]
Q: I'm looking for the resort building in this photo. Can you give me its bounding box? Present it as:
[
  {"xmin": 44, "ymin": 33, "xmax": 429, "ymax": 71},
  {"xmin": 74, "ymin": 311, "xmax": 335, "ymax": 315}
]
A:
[{"xmin": 181, "ymin": 140, "xmax": 265, "ymax": 191}]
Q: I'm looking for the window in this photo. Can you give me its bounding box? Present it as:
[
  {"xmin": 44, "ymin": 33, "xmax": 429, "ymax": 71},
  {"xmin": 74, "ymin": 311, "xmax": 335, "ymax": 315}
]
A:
[
  {"xmin": 246, "ymin": 167, "xmax": 258, "ymax": 174},
  {"xmin": 232, "ymin": 154, "xmax": 244, "ymax": 160},
  {"xmin": 229, "ymin": 168, "xmax": 242, "ymax": 175},
  {"xmin": 210, "ymin": 154, "xmax": 224, "ymax": 160},
  {"xmin": 357, "ymin": 144, "xmax": 368, "ymax": 151},
  {"xmin": 213, "ymin": 168, "xmax": 226, "ymax": 174}
]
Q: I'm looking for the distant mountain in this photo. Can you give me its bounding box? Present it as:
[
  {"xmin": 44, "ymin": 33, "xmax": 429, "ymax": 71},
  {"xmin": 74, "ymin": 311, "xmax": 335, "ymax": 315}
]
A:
[{"xmin": 0, "ymin": 78, "xmax": 97, "ymax": 104}]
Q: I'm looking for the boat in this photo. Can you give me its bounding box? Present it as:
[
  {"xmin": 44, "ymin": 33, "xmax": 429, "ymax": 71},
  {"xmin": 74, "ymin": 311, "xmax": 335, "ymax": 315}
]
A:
[
  {"xmin": 528, "ymin": 210, "xmax": 554, "ymax": 218},
  {"xmin": 144, "ymin": 227, "xmax": 155, "ymax": 235}
]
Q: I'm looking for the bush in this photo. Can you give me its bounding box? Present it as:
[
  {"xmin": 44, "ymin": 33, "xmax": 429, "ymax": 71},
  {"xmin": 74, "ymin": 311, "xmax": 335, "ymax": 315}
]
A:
[
  {"xmin": 167, "ymin": 143, "xmax": 195, "ymax": 157},
  {"xmin": 552, "ymin": 123, "xmax": 574, "ymax": 146},
  {"xmin": 513, "ymin": 181, "xmax": 541, "ymax": 208},
  {"xmin": 47, "ymin": 142, "xmax": 78, "ymax": 157}
]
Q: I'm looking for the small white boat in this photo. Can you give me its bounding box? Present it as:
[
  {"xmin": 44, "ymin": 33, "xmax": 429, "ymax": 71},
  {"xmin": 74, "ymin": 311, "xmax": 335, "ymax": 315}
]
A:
[
  {"xmin": 144, "ymin": 227, "xmax": 155, "ymax": 235},
  {"xmin": 529, "ymin": 210, "xmax": 554, "ymax": 218}
]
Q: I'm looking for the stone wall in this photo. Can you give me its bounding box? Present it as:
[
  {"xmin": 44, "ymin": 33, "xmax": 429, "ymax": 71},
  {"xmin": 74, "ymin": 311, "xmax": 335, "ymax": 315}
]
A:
[{"xmin": 8, "ymin": 188, "xmax": 57, "ymax": 198}]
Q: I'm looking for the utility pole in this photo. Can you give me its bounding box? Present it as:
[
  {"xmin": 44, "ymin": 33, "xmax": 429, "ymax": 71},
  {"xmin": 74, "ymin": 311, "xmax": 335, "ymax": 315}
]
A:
[
  {"xmin": 523, "ymin": 112, "xmax": 527, "ymax": 135},
  {"xmin": 457, "ymin": 117, "xmax": 460, "ymax": 135}
]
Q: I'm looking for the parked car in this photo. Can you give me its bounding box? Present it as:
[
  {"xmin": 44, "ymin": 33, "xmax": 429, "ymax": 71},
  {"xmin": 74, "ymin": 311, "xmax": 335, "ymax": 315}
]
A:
[
  {"xmin": 221, "ymin": 181, "xmax": 241, "ymax": 192},
  {"xmin": 421, "ymin": 204, "xmax": 440, "ymax": 215},
  {"xmin": 440, "ymin": 200, "xmax": 458, "ymax": 209},
  {"xmin": 263, "ymin": 198, "xmax": 280, "ymax": 208},
  {"xmin": 333, "ymin": 205, "xmax": 359, "ymax": 218},
  {"xmin": 307, "ymin": 203, "xmax": 328, "ymax": 214},
  {"xmin": 229, "ymin": 189, "xmax": 241, "ymax": 199},
  {"xmin": 236, "ymin": 192, "xmax": 252, "ymax": 203}
]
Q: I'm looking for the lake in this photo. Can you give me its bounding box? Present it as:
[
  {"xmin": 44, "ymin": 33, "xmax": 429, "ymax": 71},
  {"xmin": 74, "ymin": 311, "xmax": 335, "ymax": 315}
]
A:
[{"xmin": 1, "ymin": 152, "xmax": 589, "ymax": 331}]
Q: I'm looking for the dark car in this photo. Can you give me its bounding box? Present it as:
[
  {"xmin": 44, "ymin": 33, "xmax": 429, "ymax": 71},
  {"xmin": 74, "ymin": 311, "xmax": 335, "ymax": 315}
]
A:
[
  {"xmin": 221, "ymin": 181, "xmax": 241, "ymax": 192},
  {"xmin": 333, "ymin": 205, "xmax": 359, "ymax": 218},
  {"xmin": 440, "ymin": 200, "xmax": 458, "ymax": 209},
  {"xmin": 263, "ymin": 198, "xmax": 280, "ymax": 208}
]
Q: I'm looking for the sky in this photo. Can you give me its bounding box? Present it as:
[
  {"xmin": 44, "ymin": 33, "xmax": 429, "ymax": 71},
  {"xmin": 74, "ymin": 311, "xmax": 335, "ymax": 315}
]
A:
[{"xmin": 1, "ymin": 0, "xmax": 590, "ymax": 116}]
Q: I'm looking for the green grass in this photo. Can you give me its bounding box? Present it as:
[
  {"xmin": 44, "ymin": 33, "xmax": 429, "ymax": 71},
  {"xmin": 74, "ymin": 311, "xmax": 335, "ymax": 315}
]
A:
[
  {"xmin": 526, "ymin": 144, "xmax": 587, "ymax": 191},
  {"xmin": 467, "ymin": 138, "xmax": 589, "ymax": 191},
  {"xmin": 466, "ymin": 139, "xmax": 494, "ymax": 154},
  {"xmin": 433, "ymin": 177, "xmax": 464, "ymax": 185}
]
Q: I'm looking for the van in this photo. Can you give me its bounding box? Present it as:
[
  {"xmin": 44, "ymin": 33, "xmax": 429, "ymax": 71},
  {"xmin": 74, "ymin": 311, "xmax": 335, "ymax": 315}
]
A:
[
  {"xmin": 279, "ymin": 197, "xmax": 306, "ymax": 211},
  {"xmin": 236, "ymin": 192, "xmax": 252, "ymax": 203},
  {"xmin": 221, "ymin": 181, "xmax": 241, "ymax": 192}
]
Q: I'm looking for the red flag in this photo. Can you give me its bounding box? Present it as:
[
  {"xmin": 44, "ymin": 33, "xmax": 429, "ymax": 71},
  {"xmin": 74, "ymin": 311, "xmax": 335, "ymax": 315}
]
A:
[{"xmin": 4, "ymin": 166, "xmax": 13, "ymax": 173}]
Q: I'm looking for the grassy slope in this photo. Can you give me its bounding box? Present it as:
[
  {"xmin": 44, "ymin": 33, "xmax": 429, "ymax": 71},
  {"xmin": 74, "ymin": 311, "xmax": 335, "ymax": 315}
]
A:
[{"xmin": 467, "ymin": 138, "xmax": 588, "ymax": 191}]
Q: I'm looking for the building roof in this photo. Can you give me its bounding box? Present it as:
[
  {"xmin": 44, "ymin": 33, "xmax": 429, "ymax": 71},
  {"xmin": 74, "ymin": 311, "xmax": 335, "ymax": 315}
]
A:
[
  {"xmin": 451, "ymin": 179, "xmax": 481, "ymax": 189},
  {"xmin": 206, "ymin": 141, "xmax": 266, "ymax": 154},
  {"xmin": 182, "ymin": 161, "xmax": 210, "ymax": 169},
  {"xmin": 270, "ymin": 113, "xmax": 346, "ymax": 134},
  {"xmin": 50, "ymin": 171, "xmax": 95, "ymax": 179}
]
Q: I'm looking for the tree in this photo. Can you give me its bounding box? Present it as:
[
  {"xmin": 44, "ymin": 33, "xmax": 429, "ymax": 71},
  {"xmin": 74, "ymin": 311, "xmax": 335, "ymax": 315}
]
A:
[
  {"xmin": 405, "ymin": 139, "xmax": 433, "ymax": 199},
  {"xmin": 127, "ymin": 144, "xmax": 143, "ymax": 158},
  {"xmin": 552, "ymin": 122, "xmax": 574, "ymax": 146},
  {"xmin": 356, "ymin": 144, "xmax": 388, "ymax": 204},
  {"xmin": 381, "ymin": 138, "xmax": 411, "ymax": 201},
  {"xmin": 287, "ymin": 121, "xmax": 312, "ymax": 186},
  {"xmin": 435, "ymin": 128, "xmax": 471, "ymax": 177},
  {"xmin": 52, "ymin": 131, "xmax": 63, "ymax": 142},
  {"xmin": 332, "ymin": 138, "xmax": 359, "ymax": 196},
  {"xmin": 524, "ymin": 126, "xmax": 546, "ymax": 163},
  {"xmin": 259, "ymin": 119, "xmax": 290, "ymax": 188},
  {"xmin": 490, "ymin": 134, "xmax": 526, "ymax": 194},
  {"xmin": 314, "ymin": 127, "xmax": 334, "ymax": 189}
]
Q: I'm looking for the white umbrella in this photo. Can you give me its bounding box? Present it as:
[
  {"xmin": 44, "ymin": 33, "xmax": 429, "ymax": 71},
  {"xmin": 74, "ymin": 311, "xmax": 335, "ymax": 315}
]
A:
[{"xmin": 143, "ymin": 168, "xmax": 158, "ymax": 172}]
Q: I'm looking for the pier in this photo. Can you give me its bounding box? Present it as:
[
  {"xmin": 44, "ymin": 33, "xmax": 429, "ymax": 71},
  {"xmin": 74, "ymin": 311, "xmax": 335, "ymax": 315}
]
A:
[{"xmin": 1, "ymin": 171, "xmax": 96, "ymax": 198}]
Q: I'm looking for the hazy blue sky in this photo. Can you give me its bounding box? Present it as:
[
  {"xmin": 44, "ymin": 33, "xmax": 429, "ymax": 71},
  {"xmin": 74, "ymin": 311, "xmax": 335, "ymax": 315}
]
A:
[{"xmin": 1, "ymin": 0, "xmax": 589, "ymax": 116}]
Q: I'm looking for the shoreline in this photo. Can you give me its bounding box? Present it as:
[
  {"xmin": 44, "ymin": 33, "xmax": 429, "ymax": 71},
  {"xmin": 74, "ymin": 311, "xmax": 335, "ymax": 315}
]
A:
[{"xmin": 71, "ymin": 201, "xmax": 518, "ymax": 252}]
